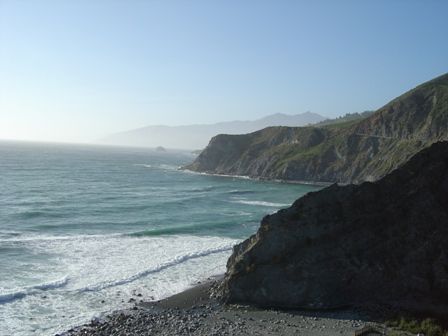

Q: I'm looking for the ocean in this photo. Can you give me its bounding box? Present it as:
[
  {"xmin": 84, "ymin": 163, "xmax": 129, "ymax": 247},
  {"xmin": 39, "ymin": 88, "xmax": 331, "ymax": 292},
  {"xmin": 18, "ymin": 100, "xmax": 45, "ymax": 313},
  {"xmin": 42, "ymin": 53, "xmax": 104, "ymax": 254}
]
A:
[{"xmin": 0, "ymin": 140, "xmax": 322, "ymax": 335}]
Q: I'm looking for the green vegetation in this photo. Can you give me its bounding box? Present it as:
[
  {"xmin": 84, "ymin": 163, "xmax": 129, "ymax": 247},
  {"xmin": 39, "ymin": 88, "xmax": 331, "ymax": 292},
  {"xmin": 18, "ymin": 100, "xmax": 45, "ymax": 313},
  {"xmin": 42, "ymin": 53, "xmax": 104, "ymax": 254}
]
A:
[
  {"xmin": 188, "ymin": 72, "xmax": 448, "ymax": 184},
  {"xmin": 315, "ymin": 111, "xmax": 374, "ymax": 127},
  {"xmin": 244, "ymin": 264, "xmax": 256, "ymax": 274},
  {"xmin": 386, "ymin": 317, "xmax": 448, "ymax": 336}
]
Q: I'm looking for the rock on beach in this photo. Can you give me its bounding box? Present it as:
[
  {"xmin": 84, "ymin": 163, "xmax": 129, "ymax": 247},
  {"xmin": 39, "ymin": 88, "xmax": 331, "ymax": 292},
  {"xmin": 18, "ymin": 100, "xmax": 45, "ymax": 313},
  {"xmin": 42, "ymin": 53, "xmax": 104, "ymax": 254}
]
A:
[{"xmin": 61, "ymin": 279, "xmax": 387, "ymax": 336}]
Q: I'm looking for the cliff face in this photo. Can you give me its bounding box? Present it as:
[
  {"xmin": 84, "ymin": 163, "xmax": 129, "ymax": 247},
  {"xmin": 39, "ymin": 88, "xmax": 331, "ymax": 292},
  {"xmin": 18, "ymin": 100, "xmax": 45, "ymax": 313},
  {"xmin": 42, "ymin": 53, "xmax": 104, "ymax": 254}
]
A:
[
  {"xmin": 183, "ymin": 73, "xmax": 448, "ymax": 184},
  {"xmin": 220, "ymin": 141, "xmax": 448, "ymax": 313}
]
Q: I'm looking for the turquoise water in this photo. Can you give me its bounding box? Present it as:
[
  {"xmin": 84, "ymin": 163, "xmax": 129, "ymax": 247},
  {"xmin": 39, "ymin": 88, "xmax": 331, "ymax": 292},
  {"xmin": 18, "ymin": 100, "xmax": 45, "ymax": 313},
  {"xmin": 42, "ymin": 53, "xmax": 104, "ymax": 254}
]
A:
[{"xmin": 0, "ymin": 140, "xmax": 322, "ymax": 335}]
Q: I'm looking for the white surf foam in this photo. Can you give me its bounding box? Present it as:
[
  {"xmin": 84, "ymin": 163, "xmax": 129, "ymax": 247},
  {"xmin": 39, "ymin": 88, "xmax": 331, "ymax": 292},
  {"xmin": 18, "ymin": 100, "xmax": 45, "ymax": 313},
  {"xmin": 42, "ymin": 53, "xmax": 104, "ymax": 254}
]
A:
[
  {"xmin": 0, "ymin": 277, "xmax": 69, "ymax": 303},
  {"xmin": 231, "ymin": 200, "xmax": 290, "ymax": 207},
  {"xmin": 76, "ymin": 241, "xmax": 235, "ymax": 293},
  {"xmin": 0, "ymin": 233, "xmax": 239, "ymax": 336}
]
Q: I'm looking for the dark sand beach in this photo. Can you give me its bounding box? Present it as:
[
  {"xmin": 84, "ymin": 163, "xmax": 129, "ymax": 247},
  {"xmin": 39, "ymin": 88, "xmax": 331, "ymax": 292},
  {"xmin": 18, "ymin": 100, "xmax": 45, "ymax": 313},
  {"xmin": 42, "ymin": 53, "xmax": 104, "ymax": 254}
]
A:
[{"xmin": 62, "ymin": 276, "xmax": 394, "ymax": 336}]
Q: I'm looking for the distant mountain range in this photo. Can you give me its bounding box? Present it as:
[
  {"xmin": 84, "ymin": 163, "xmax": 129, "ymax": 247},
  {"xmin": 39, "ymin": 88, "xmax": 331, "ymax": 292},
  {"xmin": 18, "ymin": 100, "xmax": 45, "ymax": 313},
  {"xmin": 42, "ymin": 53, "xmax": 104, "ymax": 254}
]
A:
[{"xmin": 97, "ymin": 112, "xmax": 327, "ymax": 150}]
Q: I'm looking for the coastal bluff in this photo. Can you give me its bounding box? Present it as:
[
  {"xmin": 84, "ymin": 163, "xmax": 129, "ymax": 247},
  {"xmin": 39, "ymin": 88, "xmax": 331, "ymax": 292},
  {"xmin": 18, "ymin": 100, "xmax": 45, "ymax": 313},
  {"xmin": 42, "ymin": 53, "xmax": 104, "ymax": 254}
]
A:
[
  {"xmin": 184, "ymin": 72, "xmax": 448, "ymax": 184},
  {"xmin": 219, "ymin": 141, "xmax": 448, "ymax": 315}
]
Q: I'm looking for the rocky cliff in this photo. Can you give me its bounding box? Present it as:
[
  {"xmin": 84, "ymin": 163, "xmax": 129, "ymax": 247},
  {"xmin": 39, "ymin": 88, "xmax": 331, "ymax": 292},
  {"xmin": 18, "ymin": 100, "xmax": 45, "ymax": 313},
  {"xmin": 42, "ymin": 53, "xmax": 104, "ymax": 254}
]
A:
[
  {"xmin": 219, "ymin": 141, "xmax": 448, "ymax": 314},
  {"xmin": 183, "ymin": 73, "xmax": 448, "ymax": 184}
]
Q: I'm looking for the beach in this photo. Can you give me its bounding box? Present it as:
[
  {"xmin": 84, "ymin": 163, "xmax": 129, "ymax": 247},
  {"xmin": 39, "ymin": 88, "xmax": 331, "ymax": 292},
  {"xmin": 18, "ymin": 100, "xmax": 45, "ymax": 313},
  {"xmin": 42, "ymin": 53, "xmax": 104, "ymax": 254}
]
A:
[{"xmin": 61, "ymin": 276, "xmax": 391, "ymax": 336}]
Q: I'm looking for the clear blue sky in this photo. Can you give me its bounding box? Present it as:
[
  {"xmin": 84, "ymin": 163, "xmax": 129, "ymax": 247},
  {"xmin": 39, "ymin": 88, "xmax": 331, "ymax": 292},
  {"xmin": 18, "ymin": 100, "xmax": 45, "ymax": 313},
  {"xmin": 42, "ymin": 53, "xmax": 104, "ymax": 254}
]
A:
[{"xmin": 1, "ymin": 0, "xmax": 447, "ymax": 143}]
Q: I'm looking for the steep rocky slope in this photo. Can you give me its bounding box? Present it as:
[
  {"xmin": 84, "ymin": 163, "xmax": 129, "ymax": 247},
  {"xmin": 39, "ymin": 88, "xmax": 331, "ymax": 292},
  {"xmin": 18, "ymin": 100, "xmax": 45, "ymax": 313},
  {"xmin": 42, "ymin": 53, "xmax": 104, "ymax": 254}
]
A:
[
  {"xmin": 184, "ymin": 73, "xmax": 448, "ymax": 184},
  {"xmin": 219, "ymin": 141, "xmax": 448, "ymax": 314}
]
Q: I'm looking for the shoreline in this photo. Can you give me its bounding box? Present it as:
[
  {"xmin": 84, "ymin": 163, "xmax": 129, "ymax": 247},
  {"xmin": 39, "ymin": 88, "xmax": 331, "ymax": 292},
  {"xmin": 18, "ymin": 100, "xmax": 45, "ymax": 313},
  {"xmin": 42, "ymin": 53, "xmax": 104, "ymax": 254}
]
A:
[
  {"xmin": 61, "ymin": 276, "xmax": 391, "ymax": 336},
  {"xmin": 180, "ymin": 168, "xmax": 333, "ymax": 187}
]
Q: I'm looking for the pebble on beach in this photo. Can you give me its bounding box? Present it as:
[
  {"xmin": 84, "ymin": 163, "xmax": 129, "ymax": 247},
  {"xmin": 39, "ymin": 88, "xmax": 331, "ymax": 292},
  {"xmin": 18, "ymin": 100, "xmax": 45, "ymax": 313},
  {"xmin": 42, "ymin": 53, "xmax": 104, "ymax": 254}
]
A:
[{"xmin": 62, "ymin": 280, "xmax": 386, "ymax": 336}]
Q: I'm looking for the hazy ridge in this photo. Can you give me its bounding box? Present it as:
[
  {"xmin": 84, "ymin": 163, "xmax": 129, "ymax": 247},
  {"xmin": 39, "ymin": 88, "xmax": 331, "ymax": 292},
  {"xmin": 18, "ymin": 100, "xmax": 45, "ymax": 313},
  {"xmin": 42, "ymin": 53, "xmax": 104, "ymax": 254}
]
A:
[{"xmin": 97, "ymin": 112, "xmax": 326, "ymax": 150}]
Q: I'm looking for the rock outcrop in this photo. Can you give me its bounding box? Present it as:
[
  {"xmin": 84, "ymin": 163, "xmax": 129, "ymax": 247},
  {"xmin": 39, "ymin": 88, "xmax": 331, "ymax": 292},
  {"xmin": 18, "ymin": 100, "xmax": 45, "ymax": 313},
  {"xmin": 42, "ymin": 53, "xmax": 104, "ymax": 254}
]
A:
[
  {"xmin": 184, "ymin": 73, "xmax": 448, "ymax": 184},
  {"xmin": 220, "ymin": 141, "xmax": 448, "ymax": 314}
]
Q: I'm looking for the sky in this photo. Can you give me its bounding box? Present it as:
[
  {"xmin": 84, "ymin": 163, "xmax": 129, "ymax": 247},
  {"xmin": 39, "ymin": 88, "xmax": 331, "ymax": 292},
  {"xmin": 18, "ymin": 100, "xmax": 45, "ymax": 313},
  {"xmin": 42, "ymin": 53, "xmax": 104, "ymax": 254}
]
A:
[{"xmin": 0, "ymin": 0, "xmax": 447, "ymax": 144}]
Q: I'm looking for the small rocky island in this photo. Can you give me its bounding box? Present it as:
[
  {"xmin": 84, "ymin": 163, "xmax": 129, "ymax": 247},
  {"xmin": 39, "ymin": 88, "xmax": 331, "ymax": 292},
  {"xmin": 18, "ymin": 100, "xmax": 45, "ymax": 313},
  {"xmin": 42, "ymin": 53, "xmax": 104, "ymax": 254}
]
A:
[
  {"xmin": 156, "ymin": 146, "xmax": 167, "ymax": 152},
  {"xmin": 219, "ymin": 141, "xmax": 448, "ymax": 316}
]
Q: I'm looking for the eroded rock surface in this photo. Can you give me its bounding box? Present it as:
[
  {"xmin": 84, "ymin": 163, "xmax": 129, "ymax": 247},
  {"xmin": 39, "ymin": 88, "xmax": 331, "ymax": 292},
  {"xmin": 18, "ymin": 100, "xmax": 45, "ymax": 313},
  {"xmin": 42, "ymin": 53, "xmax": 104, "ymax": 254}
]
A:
[{"xmin": 221, "ymin": 141, "xmax": 448, "ymax": 314}]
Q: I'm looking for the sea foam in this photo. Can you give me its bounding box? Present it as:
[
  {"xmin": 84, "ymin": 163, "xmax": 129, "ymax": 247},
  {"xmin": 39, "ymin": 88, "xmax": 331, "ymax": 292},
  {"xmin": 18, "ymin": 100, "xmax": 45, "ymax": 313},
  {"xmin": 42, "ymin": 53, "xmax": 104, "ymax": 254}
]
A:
[
  {"xmin": 0, "ymin": 141, "xmax": 322, "ymax": 336},
  {"xmin": 0, "ymin": 234, "xmax": 238, "ymax": 336}
]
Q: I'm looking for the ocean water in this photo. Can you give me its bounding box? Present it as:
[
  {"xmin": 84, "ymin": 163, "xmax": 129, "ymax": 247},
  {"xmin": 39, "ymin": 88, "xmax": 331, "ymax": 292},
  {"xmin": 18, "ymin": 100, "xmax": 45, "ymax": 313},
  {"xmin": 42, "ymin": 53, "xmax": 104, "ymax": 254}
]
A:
[{"xmin": 0, "ymin": 140, "xmax": 322, "ymax": 335}]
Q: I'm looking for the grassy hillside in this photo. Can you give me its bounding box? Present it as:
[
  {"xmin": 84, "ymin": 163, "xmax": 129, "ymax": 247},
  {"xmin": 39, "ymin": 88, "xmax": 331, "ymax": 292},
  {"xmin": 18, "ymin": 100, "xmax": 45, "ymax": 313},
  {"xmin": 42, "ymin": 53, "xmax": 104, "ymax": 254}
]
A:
[{"xmin": 185, "ymin": 73, "xmax": 448, "ymax": 184}]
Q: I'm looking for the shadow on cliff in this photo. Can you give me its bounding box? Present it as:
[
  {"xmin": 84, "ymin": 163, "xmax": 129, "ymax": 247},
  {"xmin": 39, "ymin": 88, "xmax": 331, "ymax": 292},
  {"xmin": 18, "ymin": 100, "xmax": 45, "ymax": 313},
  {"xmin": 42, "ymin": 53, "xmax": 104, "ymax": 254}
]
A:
[{"xmin": 220, "ymin": 141, "xmax": 448, "ymax": 319}]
